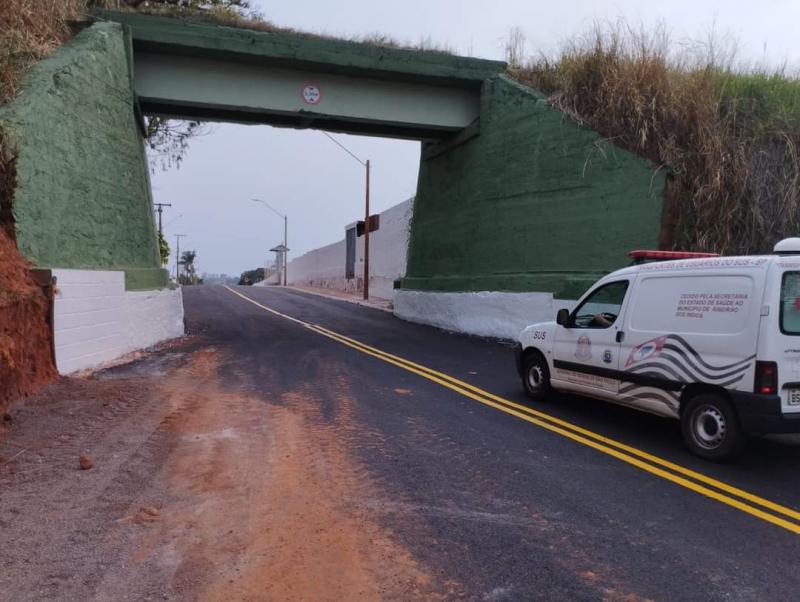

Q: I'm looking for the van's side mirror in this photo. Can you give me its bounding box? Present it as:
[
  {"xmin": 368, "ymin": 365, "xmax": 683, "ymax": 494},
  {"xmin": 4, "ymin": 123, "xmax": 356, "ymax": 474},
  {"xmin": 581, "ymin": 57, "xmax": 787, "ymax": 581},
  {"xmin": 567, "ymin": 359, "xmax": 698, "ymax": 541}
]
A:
[{"xmin": 556, "ymin": 308, "xmax": 570, "ymax": 327}]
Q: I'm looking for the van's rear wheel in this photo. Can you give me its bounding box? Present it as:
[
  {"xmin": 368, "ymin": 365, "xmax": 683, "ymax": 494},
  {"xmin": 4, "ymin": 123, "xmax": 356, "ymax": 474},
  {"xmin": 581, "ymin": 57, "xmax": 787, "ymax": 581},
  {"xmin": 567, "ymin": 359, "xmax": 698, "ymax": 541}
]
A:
[
  {"xmin": 681, "ymin": 393, "xmax": 745, "ymax": 461},
  {"xmin": 522, "ymin": 353, "xmax": 551, "ymax": 402}
]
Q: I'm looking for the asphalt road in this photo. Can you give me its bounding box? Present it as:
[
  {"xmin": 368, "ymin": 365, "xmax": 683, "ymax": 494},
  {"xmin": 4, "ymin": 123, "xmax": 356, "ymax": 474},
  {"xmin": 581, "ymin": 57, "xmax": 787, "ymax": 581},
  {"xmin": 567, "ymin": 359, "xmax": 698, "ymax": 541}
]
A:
[{"xmin": 185, "ymin": 285, "xmax": 800, "ymax": 600}]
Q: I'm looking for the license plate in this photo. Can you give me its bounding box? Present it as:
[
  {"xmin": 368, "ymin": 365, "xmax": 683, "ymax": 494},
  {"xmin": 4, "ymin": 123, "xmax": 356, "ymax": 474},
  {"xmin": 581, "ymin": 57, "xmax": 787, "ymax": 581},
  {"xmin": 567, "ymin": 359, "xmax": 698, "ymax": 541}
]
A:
[{"xmin": 789, "ymin": 390, "xmax": 800, "ymax": 406}]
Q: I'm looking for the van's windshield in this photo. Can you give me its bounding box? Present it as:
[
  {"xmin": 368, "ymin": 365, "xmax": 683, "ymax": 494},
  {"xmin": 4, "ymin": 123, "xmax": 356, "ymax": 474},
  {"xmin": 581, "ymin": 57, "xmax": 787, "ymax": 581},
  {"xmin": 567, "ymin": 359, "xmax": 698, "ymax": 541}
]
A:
[{"xmin": 780, "ymin": 271, "xmax": 800, "ymax": 334}]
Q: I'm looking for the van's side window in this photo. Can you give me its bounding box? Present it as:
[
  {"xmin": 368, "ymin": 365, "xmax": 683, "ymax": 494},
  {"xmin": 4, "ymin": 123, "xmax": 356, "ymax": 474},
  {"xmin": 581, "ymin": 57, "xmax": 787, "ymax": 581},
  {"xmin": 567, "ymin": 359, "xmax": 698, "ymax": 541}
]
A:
[
  {"xmin": 571, "ymin": 280, "xmax": 629, "ymax": 329},
  {"xmin": 780, "ymin": 272, "xmax": 800, "ymax": 335}
]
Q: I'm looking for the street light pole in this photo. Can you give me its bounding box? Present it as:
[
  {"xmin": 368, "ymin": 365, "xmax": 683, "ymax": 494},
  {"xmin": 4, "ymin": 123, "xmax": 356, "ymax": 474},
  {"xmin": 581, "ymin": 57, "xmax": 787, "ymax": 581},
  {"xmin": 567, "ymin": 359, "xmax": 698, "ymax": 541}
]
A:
[
  {"xmin": 320, "ymin": 132, "xmax": 371, "ymax": 300},
  {"xmin": 283, "ymin": 213, "xmax": 288, "ymax": 288},
  {"xmin": 363, "ymin": 160, "xmax": 370, "ymax": 301},
  {"xmin": 251, "ymin": 199, "xmax": 288, "ymax": 286},
  {"xmin": 154, "ymin": 202, "xmax": 172, "ymax": 238}
]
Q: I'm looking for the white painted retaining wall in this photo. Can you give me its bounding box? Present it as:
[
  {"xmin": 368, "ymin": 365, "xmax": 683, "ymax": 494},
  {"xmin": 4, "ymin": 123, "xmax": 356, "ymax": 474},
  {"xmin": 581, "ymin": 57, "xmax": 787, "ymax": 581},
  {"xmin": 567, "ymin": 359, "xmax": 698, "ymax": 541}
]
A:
[
  {"xmin": 285, "ymin": 196, "xmax": 582, "ymax": 340},
  {"xmin": 52, "ymin": 269, "xmax": 184, "ymax": 374},
  {"xmin": 393, "ymin": 290, "xmax": 576, "ymax": 341},
  {"xmin": 287, "ymin": 198, "xmax": 413, "ymax": 301}
]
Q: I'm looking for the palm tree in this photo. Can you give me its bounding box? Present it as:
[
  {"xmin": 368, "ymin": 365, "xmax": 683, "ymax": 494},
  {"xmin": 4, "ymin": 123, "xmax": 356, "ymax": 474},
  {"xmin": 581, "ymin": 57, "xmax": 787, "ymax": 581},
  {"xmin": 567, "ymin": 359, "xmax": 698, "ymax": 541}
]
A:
[{"xmin": 179, "ymin": 250, "xmax": 198, "ymax": 284}]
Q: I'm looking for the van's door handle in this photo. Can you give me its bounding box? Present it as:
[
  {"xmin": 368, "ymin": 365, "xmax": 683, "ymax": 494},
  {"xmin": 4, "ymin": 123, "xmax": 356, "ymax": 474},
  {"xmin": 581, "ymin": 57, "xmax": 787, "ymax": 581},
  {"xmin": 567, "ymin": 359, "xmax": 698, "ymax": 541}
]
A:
[{"xmin": 616, "ymin": 331, "xmax": 625, "ymax": 343}]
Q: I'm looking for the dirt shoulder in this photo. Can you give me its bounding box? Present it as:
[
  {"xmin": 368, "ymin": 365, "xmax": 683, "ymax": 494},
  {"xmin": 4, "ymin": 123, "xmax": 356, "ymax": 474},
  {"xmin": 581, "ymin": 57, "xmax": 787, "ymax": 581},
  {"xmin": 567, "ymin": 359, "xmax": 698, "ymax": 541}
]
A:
[{"xmin": 0, "ymin": 338, "xmax": 439, "ymax": 600}]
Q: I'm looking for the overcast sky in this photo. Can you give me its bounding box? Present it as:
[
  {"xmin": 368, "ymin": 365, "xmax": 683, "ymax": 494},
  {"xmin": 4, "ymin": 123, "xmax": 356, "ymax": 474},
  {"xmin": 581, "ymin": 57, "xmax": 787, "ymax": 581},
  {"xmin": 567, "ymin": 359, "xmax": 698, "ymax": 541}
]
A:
[{"xmin": 151, "ymin": 0, "xmax": 800, "ymax": 277}]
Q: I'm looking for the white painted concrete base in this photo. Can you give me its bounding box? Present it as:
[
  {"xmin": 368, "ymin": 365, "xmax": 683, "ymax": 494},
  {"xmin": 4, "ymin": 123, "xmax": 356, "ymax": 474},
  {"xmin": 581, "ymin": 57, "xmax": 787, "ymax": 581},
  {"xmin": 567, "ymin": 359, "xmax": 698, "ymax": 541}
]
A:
[
  {"xmin": 393, "ymin": 290, "xmax": 575, "ymax": 341},
  {"xmin": 52, "ymin": 269, "xmax": 184, "ymax": 374}
]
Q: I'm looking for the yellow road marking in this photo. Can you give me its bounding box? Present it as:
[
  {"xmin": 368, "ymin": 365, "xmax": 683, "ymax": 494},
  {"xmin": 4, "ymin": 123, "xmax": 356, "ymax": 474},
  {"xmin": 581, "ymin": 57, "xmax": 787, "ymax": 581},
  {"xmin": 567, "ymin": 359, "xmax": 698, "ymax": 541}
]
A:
[
  {"xmin": 312, "ymin": 325, "xmax": 800, "ymax": 523},
  {"xmin": 223, "ymin": 286, "xmax": 800, "ymax": 535}
]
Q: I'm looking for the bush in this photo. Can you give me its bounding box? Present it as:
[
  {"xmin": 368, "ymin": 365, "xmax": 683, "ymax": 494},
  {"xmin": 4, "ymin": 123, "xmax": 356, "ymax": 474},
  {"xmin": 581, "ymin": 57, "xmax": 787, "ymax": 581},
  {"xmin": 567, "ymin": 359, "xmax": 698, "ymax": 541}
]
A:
[{"xmin": 238, "ymin": 268, "xmax": 264, "ymax": 286}]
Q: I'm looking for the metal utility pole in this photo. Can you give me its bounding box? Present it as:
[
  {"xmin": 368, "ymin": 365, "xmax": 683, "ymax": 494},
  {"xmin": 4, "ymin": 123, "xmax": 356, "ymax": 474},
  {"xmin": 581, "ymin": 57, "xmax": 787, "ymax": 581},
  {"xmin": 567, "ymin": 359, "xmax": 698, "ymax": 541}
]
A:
[
  {"xmin": 321, "ymin": 132, "xmax": 372, "ymax": 300},
  {"xmin": 251, "ymin": 199, "xmax": 288, "ymax": 286},
  {"xmin": 283, "ymin": 212, "xmax": 288, "ymax": 287},
  {"xmin": 363, "ymin": 160, "xmax": 370, "ymax": 300},
  {"xmin": 154, "ymin": 202, "xmax": 172, "ymax": 238},
  {"xmin": 175, "ymin": 233, "xmax": 187, "ymax": 283}
]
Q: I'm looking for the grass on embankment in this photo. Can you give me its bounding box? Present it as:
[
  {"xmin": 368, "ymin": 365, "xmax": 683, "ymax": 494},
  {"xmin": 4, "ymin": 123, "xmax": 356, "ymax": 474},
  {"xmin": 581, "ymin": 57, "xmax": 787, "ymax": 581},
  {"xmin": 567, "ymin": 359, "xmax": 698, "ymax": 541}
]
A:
[
  {"xmin": 508, "ymin": 24, "xmax": 800, "ymax": 254},
  {"xmin": 0, "ymin": 0, "xmax": 88, "ymax": 104}
]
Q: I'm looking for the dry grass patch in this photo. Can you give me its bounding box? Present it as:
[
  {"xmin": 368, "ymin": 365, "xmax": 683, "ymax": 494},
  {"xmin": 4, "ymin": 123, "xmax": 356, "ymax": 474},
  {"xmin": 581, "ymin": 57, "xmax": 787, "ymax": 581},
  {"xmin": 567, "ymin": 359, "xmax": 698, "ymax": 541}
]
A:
[
  {"xmin": 110, "ymin": 4, "xmax": 455, "ymax": 54},
  {"xmin": 0, "ymin": 0, "xmax": 91, "ymax": 104},
  {"xmin": 510, "ymin": 24, "xmax": 800, "ymax": 254}
]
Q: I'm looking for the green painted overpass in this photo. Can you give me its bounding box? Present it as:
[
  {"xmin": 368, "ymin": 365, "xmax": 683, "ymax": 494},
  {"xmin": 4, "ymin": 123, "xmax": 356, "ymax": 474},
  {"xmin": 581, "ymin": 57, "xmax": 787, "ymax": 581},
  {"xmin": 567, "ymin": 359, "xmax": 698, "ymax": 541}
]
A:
[
  {"xmin": 1, "ymin": 12, "xmax": 665, "ymax": 297},
  {"xmin": 101, "ymin": 10, "xmax": 504, "ymax": 140}
]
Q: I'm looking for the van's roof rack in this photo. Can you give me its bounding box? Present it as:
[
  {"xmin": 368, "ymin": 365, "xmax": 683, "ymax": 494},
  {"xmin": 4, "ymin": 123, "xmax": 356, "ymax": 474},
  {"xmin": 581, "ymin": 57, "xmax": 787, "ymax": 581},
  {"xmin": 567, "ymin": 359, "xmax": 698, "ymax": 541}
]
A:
[{"xmin": 628, "ymin": 250, "xmax": 721, "ymax": 264}]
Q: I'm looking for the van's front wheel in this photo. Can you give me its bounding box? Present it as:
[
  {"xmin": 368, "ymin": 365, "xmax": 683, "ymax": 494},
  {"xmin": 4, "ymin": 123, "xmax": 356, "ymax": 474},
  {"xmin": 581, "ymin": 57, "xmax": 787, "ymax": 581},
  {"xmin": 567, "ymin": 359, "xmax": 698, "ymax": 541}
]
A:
[
  {"xmin": 681, "ymin": 393, "xmax": 745, "ymax": 461},
  {"xmin": 522, "ymin": 352, "xmax": 551, "ymax": 402}
]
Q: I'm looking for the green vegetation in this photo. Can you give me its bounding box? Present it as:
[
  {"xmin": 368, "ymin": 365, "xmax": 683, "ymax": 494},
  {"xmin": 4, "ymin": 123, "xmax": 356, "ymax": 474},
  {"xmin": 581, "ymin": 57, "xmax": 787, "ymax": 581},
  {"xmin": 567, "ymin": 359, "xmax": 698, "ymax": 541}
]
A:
[
  {"xmin": 0, "ymin": 0, "xmax": 84, "ymax": 105},
  {"xmin": 178, "ymin": 249, "xmax": 202, "ymax": 284},
  {"xmin": 509, "ymin": 24, "xmax": 800, "ymax": 254},
  {"xmin": 158, "ymin": 231, "xmax": 170, "ymax": 265},
  {"xmin": 238, "ymin": 267, "xmax": 264, "ymax": 286},
  {"xmin": 146, "ymin": 118, "xmax": 209, "ymax": 171}
]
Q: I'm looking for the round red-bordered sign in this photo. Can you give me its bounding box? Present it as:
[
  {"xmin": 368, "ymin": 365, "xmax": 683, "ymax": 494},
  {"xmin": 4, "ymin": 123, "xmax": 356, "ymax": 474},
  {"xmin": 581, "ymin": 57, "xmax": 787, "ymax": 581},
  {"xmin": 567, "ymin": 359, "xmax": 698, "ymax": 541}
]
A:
[{"xmin": 301, "ymin": 84, "xmax": 322, "ymax": 105}]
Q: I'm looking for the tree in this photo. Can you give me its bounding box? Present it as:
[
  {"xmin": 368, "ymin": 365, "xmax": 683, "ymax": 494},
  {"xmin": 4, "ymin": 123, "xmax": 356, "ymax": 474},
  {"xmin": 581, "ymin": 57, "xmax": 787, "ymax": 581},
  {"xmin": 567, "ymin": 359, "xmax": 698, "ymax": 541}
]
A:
[
  {"xmin": 238, "ymin": 267, "xmax": 265, "ymax": 286},
  {"xmin": 146, "ymin": 117, "xmax": 210, "ymax": 172},
  {"xmin": 158, "ymin": 231, "xmax": 170, "ymax": 265},
  {"xmin": 179, "ymin": 249, "xmax": 200, "ymax": 284}
]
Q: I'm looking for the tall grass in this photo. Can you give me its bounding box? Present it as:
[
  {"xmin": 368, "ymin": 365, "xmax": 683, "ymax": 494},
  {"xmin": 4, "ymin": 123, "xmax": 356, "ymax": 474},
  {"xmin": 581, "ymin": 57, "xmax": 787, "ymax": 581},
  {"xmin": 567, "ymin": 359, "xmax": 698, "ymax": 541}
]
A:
[
  {"xmin": 510, "ymin": 23, "xmax": 800, "ymax": 254},
  {"xmin": 0, "ymin": 0, "xmax": 92, "ymax": 104},
  {"xmin": 108, "ymin": 4, "xmax": 455, "ymax": 54}
]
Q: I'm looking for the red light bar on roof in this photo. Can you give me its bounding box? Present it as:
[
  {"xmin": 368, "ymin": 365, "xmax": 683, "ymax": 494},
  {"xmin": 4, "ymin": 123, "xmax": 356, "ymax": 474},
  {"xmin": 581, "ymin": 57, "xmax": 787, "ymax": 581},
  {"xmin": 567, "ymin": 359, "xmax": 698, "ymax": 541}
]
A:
[{"xmin": 628, "ymin": 249, "xmax": 721, "ymax": 263}]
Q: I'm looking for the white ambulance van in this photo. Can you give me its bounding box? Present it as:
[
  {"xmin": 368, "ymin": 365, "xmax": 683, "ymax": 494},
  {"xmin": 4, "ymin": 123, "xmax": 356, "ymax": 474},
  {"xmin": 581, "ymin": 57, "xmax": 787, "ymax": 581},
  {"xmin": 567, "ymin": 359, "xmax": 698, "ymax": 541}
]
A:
[{"xmin": 515, "ymin": 240, "xmax": 800, "ymax": 460}]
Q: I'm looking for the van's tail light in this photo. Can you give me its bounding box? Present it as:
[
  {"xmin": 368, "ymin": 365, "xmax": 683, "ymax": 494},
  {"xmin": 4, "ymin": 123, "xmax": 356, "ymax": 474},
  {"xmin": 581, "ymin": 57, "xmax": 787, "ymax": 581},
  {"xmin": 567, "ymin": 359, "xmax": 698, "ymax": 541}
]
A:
[{"xmin": 754, "ymin": 361, "xmax": 778, "ymax": 395}]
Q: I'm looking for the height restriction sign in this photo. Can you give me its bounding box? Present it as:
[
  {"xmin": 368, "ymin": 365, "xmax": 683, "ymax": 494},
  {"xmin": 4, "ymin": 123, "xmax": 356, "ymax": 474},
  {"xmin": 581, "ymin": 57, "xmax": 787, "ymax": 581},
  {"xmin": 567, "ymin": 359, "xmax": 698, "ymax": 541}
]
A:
[{"xmin": 301, "ymin": 84, "xmax": 322, "ymax": 105}]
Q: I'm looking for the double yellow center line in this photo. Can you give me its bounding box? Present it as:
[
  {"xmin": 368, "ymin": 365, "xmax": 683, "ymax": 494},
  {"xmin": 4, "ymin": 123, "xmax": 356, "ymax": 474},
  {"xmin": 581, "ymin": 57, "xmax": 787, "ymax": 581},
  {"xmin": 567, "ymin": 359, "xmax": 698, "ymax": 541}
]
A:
[{"xmin": 224, "ymin": 286, "xmax": 800, "ymax": 535}]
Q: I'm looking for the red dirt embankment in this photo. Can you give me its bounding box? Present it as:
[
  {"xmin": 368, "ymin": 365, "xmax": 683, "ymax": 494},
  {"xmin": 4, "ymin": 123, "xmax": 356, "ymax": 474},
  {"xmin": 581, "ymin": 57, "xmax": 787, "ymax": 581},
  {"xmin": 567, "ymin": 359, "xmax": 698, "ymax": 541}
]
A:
[{"xmin": 0, "ymin": 227, "xmax": 57, "ymax": 411}]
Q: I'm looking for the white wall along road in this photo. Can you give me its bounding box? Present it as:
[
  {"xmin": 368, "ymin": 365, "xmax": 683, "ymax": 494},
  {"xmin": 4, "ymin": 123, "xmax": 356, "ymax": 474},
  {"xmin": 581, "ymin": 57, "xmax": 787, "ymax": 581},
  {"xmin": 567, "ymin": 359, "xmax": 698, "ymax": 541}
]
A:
[
  {"xmin": 286, "ymin": 197, "xmax": 574, "ymax": 340},
  {"xmin": 52, "ymin": 269, "xmax": 184, "ymax": 374}
]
